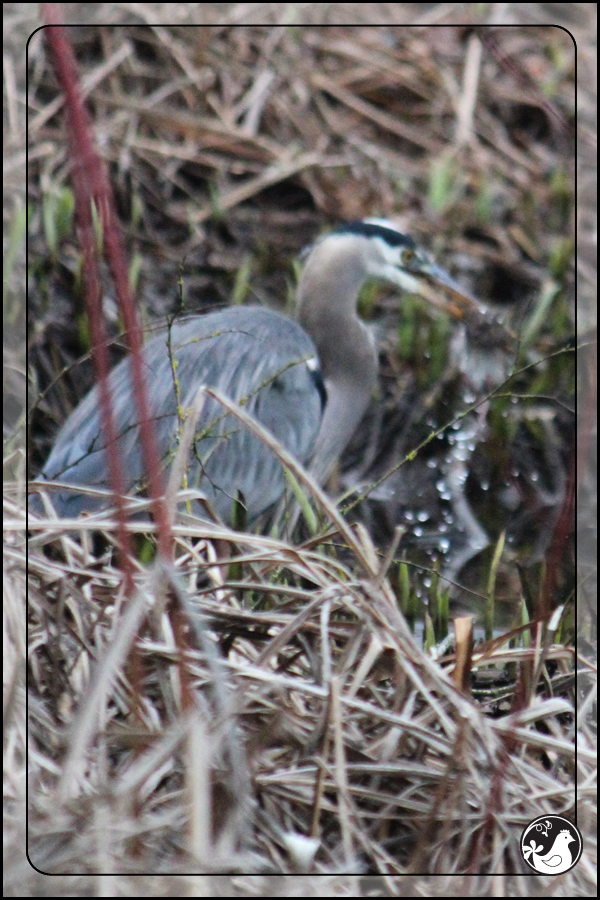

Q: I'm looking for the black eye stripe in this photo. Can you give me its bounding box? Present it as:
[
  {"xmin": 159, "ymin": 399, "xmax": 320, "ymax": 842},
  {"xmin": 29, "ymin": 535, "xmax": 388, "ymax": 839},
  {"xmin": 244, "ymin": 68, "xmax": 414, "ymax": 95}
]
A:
[{"xmin": 333, "ymin": 221, "xmax": 417, "ymax": 249}]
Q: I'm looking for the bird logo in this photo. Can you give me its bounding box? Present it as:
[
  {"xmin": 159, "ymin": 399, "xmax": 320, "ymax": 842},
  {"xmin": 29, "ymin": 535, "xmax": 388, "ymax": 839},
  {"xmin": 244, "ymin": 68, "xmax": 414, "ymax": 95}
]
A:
[{"xmin": 521, "ymin": 815, "xmax": 583, "ymax": 875}]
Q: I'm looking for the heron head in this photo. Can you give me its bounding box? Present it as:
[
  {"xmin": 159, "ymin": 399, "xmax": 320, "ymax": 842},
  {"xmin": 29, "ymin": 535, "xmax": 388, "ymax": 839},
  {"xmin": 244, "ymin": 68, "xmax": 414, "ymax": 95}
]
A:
[{"xmin": 330, "ymin": 218, "xmax": 487, "ymax": 318}]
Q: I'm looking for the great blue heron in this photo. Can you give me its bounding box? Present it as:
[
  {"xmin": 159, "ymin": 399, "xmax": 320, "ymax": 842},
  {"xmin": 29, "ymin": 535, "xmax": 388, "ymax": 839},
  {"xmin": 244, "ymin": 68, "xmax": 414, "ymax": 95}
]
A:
[{"xmin": 33, "ymin": 219, "xmax": 481, "ymax": 523}]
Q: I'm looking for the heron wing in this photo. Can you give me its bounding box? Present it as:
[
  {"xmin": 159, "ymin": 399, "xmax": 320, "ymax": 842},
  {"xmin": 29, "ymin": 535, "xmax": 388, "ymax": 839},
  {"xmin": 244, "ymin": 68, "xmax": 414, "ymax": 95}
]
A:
[{"xmin": 42, "ymin": 307, "xmax": 323, "ymax": 521}]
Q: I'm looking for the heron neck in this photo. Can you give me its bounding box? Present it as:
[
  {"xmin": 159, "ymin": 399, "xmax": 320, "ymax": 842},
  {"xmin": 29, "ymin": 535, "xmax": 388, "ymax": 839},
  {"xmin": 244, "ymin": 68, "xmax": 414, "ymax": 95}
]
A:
[
  {"xmin": 297, "ymin": 245, "xmax": 378, "ymax": 481},
  {"xmin": 310, "ymin": 377, "xmax": 374, "ymax": 484},
  {"xmin": 297, "ymin": 244, "xmax": 377, "ymax": 384}
]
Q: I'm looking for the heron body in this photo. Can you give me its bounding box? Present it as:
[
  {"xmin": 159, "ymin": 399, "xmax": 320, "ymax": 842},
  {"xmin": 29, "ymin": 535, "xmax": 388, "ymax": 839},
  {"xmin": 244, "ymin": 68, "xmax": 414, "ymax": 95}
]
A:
[
  {"xmin": 36, "ymin": 220, "xmax": 479, "ymax": 522},
  {"xmin": 41, "ymin": 307, "xmax": 322, "ymax": 521}
]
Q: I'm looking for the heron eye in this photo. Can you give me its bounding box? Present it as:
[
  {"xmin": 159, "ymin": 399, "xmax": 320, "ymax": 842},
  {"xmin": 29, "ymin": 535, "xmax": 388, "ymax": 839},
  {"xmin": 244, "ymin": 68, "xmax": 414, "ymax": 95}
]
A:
[{"xmin": 401, "ymin": 247, "xmax": 416, "ymax": 266}]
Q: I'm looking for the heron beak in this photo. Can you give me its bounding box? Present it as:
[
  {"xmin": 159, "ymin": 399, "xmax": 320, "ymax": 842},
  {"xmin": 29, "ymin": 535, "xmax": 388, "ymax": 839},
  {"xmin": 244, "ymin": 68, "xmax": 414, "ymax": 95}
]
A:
[{"xmin": 415, "ymin": 263, "xmax": 487, "ymax": 318}]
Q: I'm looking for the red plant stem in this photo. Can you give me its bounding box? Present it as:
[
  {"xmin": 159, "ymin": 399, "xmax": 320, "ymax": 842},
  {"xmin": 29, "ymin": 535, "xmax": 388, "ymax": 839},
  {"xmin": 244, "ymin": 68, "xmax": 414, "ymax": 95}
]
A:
[
  {"xmin": 542, "ymin": 449, "xmax": 575, "ymax": 616},
  {"xmin": 42, "ymin": 7, "xmax": 173, "ymax": 562}
]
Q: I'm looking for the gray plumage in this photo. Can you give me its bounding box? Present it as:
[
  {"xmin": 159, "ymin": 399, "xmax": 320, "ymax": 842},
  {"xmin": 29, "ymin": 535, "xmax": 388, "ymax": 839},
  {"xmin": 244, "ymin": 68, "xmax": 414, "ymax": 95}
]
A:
[
  {"xmin": 34, "ymin": 219, "xmax": 481, "ymax": 523},
  {"xmin": 40, "ymin": 307, "xmax": 322, "ymax": 521}
]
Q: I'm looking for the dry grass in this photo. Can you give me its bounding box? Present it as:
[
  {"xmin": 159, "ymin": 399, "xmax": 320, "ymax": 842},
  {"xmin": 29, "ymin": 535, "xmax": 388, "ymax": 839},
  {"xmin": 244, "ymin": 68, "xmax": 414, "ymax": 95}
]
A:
[
  {"xmin": 20, "ymin": 489, "xmax": 595, "ymax": 886},
  {"xmin": 4, "ymin": 2, "xmax": 596, "ymax": 894}
]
